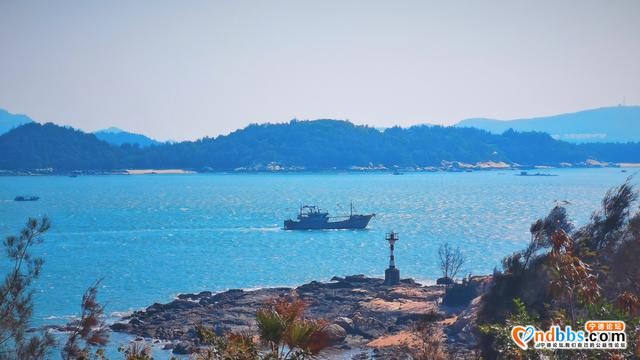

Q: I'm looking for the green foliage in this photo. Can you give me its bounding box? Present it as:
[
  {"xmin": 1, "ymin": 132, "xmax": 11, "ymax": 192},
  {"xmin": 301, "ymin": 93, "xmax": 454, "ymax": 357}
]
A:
[
  {"xmin": 282, "ymin": 321, "xmax": 319, "ymax": 354},
  {"xmin": 193, "ymin": 297, "xmax": 328, "ymax": 360},
  {"xmin": 194, "ymin": 325, "xmax": 260, "ymax": 360},
  {"xmin": 478, "ymin": 181, "xmax": 640, "ymax": 359},
  {"xmin": 255, "ymin": 297, "xmax": 329, "ymax": 359},
  {"xmin": 0, "ymin": 216, "xmax": 55, "ymax": 359},
  {"xmin": 256, "ymin": 310, "xmax": 285, "ymax": 349},
  {"xmin": 193, "ymin": 325, "xmax": 258, "ymax": 360},
  {"xmin": 119, "ymin": 342, "xmax": 153, "ymax": 360},
  {"xmin": 478, "ymin": 298, "xmax": 542, "ymax": 360}
]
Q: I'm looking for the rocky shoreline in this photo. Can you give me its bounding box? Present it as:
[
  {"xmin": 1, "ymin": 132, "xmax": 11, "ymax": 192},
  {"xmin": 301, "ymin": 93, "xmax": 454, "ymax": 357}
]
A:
[
  {"xmin": 0, "ymin": 160, "xmax": 627, "ymax": 177},
  {"xmin": 111, "ymin": 274, "xmax": 490, "ymax": 359}
]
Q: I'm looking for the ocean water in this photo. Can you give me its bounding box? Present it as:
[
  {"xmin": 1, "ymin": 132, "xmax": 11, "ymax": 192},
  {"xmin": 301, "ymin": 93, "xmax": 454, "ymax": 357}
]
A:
[{"xmin": 0, "ymin": 168, "xmax": 635, "ymax": 357}]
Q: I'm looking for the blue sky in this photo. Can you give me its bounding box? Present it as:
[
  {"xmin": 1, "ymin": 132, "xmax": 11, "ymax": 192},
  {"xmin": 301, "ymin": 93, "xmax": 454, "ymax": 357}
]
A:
[{"xmin": 1, "ymin": 0, "xmax": 638, "ymax": 140}]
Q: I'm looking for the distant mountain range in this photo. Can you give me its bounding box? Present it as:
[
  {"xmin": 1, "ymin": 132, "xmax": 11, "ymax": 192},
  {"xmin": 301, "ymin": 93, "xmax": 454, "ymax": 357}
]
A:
[
  {"xmin": 1, "ymin": 120, "xmax": 639, "ymax": 172},
  {"xmin": 3, "ymin": 106, "xmax": 639, "ymax": 148},
  {"xmin": 1, "ymin": 106, "xmax": 640, "ymax": 172},
  {"xmin": 93, "ymin": 127, "xmax": 160, "ymax": 147},
  {"xmin": 456, "ymin": 106, "xmax": 640, "ymax": 143},
  {"xmin": 0, "ymin": 108, "xmax": 160, "ymax": 147},
  {"xmin": 0, "ymin": 109, "xmax": 34, "ymax": 134}
]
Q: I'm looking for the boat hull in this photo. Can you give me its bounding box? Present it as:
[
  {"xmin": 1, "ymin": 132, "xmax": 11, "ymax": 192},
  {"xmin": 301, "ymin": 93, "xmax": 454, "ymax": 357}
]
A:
[
  {"xmin": 14, "ymin": 196, "xmax": 39, "ymax": 202},
  {"xmin": 284, "ymin": 214, "xmax": 374, "ymax": 230}
]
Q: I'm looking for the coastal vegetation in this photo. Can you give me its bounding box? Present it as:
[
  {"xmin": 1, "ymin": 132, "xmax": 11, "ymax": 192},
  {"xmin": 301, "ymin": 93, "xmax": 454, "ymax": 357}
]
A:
[
  {"xmin": 0, "ymin": 217, "xmax": 110, "ymax": 360},
  {"xmin": 1, "ymin": 121, "xmax": 640, "ymax": 172},
  {"xmin": 62, "ymin": 280, "xmax": 110, "ymax": 360},
  {"xmin": 254, "ymin": 297, "xmax": 330, "ymax": 359},
  {"xmin": 0, "ymin": 216, "xmax": 55, "ymax": 359},
  {"xmin": 436, "ymin": 242, "xmax": 465, "ymax": 285},
  {"xmin": 477, "ymin": 181, "xmax": 640, "ymax": 359},
  {"xmin": 190, "ymin": 297, "xmax": 332, "ymax": 360}
]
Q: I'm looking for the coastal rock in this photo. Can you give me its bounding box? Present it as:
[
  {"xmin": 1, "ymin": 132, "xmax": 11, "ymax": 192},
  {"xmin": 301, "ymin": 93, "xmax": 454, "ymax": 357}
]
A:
[
  {"xmin": 334, "ymin": 317, "xmax": 354, "ymax": 332},
  {"xmin": 442, "ymin": 283, "xmax": 477, "ymax": 307},
  {"xmin": 344, "ymin": 274, "xmax": 369, "ymax": 283},
  {"xmin": 399, "ymin": 278, "xmax": 417, "ymax": 285},
  {"xmin": 163, "ymin": 299, "xmax": 198, "ymax": 311},
  {"xmin": 351, "ymin": 352, "xmax": 370, "ymax": 360},
  {"xmin": 110, "ymin": 275, "xmax": 491, "ymax": 357},
  {"xmin": 109, "ymin": 323, "xmax": 129, "ymax": 332},
  {"xmin": 352, "ymin": 313, "xmax": 387, "ymax": 339},
  {"xmin": 321, "ymin": 324, "xmax": 347, "ymax": 344},
  {"xmin": 177, "ymin": 291, "xmax": 212, "ymax": 301},
  {"xmin": 442, "ymin": 276, "xmax": 490, "ymax": 307},
  {"xmin": 327, "ymin": 280, "xmax": 354, "ymax": 289},
  {"xmin": 172, "ymin": 341, "xmax": 195, "ymax": 355}
]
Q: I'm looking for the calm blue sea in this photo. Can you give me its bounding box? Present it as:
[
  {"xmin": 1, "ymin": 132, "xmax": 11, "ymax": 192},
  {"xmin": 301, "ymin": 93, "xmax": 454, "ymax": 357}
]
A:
[{"xmin": 0, "ymin": 168, "xmax": 635, "ymax": 357}]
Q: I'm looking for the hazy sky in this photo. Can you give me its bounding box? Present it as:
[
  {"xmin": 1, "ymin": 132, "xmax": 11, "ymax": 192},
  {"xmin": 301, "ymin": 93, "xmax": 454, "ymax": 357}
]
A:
[{"xmin": 1, "ymin": 1, "xmax": 638, "ymax": 140}]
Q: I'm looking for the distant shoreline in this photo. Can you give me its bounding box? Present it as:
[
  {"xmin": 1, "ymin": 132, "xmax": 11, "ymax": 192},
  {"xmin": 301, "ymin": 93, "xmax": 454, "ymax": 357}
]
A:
[
  {"xmin": 125, "ymin": 169, "xmax": 196, "ymax": 175},
  {"xmin": 0, "ymin": 163, "xmax": 640, "ymax": 177},
  {"xmin": 0, "ymin": 163, "xmax": 636, "ymax": 177}
]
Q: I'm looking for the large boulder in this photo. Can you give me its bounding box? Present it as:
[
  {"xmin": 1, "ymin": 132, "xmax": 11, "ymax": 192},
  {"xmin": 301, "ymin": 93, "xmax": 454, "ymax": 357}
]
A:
[
  {"xmin": 352, "ymin": 313, "xmax": 386, "ymax": 339},
  {"xmin": 321, "ymin": 324, "xmax": 347, "ymax": 344},
  {"xmin": 333, "ymin": 317, "xmax": 354, "ymax": 333}
]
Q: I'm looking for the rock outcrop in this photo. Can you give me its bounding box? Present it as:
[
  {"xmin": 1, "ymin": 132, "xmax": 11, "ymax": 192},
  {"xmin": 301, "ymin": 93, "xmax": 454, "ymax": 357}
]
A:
[{"xmin": 112, "ymin": 275, "xmax": 490, "ymax": 358}]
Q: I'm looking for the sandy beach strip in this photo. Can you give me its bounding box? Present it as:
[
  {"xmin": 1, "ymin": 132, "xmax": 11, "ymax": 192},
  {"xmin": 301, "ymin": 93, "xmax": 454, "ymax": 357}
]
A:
[{"xmin": 125, "ymin": 169, "xmax": 195, "ymax": 175}]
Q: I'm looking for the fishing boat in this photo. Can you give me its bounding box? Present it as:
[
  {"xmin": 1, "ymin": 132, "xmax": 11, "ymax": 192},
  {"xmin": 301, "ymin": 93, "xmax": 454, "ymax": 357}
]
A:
[
  {"xmin": 14, "ymin": 196, "xmax": 40, "ymax": 202},
  {"xmin": 284, "ymin": 203, "xmax": 374, "ymax": 230}
]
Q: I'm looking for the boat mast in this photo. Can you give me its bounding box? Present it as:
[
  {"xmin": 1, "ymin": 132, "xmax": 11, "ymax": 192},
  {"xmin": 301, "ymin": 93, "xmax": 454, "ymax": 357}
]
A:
[{"xmin": 350, "ymin": 201, "xmax": 353, "ymax": 217}]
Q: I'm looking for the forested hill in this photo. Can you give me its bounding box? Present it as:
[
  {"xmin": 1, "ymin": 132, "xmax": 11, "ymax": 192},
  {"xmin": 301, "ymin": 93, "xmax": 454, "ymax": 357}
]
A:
[
  {"xmin": 1, "ymin": 120, "xmax": 639, "ymax": 171},
  {"xmin": 0, "ymin": 123, "xmax": 125, "ymax": 170}
]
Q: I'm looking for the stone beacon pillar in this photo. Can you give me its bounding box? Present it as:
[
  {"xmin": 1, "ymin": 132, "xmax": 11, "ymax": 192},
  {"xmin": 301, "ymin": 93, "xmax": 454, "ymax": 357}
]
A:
[{"xmin": 384, "ymin": 231, "xmax": 400, "ymax": 285}]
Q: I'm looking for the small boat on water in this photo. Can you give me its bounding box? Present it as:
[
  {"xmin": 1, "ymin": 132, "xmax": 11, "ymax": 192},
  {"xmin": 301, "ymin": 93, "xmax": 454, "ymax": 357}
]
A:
[
  {"xmin": 14, "ymin": 196, "xmax": 40, "ymax": 202},
  {"xmin": 284, "ymin": 203, "xmax": 375, "ymax": 230},
  {"xmin": 516, "ymin": 171, "xmax": 557, "ymax": 177}
]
